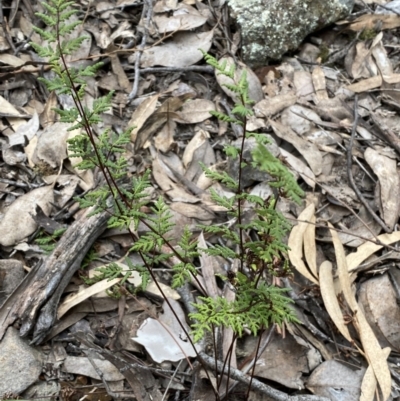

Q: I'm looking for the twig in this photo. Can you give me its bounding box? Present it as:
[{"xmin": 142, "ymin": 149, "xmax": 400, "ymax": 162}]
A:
[
  {"xmin": 198, "ymin": 352, "xmax": 330, "ymax": 401},
  {"xmin": 347, "ymin": 95, "xmax": 391, "ymax": 233},
  {"xmin": 84, "ymin": 350, "xmax": 132, "ymax": 399},
  {"xmin": 128, "ymin": 65, "xmax": 215, "ymax": 74},
  {"xmin": 128, "ymin": 0, "xmax": 153, "ymax": 101}
]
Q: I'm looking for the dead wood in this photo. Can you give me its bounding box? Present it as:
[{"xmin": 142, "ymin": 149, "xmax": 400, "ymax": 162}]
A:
[{"xmin": 0, "ymin": 207, "xmax": 109, "ymax": 344}]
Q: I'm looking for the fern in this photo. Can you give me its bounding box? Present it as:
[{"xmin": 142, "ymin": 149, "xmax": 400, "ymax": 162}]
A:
[{"xmin": 32, "ymin": 0, "xmax": 302, "ymax": 362}]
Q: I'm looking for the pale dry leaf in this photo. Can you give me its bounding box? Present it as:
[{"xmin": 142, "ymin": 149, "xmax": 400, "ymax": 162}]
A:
[
  {"xmin": 306, "ymin": 360, "xmax": 366, "ymax": 400},
  {"xmin": 135, "ymin": 96, "xmax": 184, "ymax": 150},
  {"xmin": 329, "ymin": 228, "xmax": 392, "ymax": 399},
  {"xmin": 34, "ymin": 122, "xmax": 70, "ymax": 168},
  {"xmin": 146, "ymin": 281, "xmax": 180, "ymax": 300},
  {"xmin": 281, "ymin": 105, "xmax": 323, "ymax": 136},
  {"xmin": 293, "ymin": 70, "xmax": 314, "ymax": 98},
  {"xmin": 139, "ymin": 30, "xmax": 213, "ymax": 68},
  {"xmin": 0, "ymin": 186, "xmax": 54, "ymax": 246},
  {"xmin": 57, "ymin": 278, "xmax": 122, "ymax": 319},
  {"xmin": 328, "ymin": 222, "xmax": 357, "ymax": 311},
  {"xmin": 7, "ymin": 112, "xmax": 39, "ymax": 147},
  {"xmin": 0, "ymin": 54, "xmax": 24, "ymax": 67},
  {"xmin": 319, "ymin": 261, "xmax": 352, "ymax": 343},
  {"xmin": 63, "ymin": 356, "xmax": 124, "ymax": 381},
  {"xmin": 312, "ymin": 66, "xmax": 329, "ymax": 101},
  {"xmin": 182, "ymin": 129, "xmax": 209, "ymax": 167},
  {"xmin": 346, "ymin": 75, "xmax": 382, "ymax": 92},
  {"xmin": 269, "ymin": 119, "xmax": 323, "ymax": 176},
  {"xmin": 254, "ymin": 93, "xmax": 297, "ymax": 118},
  {"xmin": 346, "ymin": 13, "xmax": 400, "ymax": 31},
  {"xmin": 154, "ymin": 119, "xmax": 176, "ymax": 152},
  {"xmin": 128, "ymin": 94, "xmax": 159, "ymax": 143},
  {"xmin": 350, "ymin": 41, "xmax": 377, "ymax": 80},
  {"xmin": 354, "ymin": 305, "xmax": 392, "ymax": 401},
  {"xmin": 153, "ymin": 4, "xmax": 207, "ymax": 33},
  {"xmin": 288, "ymin": 203, "xmax": 318, "ymax": 284},
  {"xmin": 347, "ymin": 231, "xmax": 400, "ymax": 273},
  {"xmin": 364, "ymin": 147, "xmax": 400, "ymax": 230},
  {"xmin": 170, "ymin": 202, "xmax": 214, "ymax": 220},
  {"xmin": 152, "ymin": 158, "xmax": 199, "ymax": 203},
  {"xmin": 215, "ymin": 56, "xmax": 264, "ymax": 103},
  {"xmin": 177, "ymin": 99, "xmax": 215, "ymax": 123},
  {"xmin": 279, "ymin": 148, "xmax": 316, "ymax": 189},
  {"xmin": 304, "ymin": 214, "xmax": 317, "ymax": 278},
  {"xmin": 360, "ymin": 347, "xmax": 391, "ymax": 401},
  {"xmin": 372, "ymin": 37, "xmax": 392, "ymax": 76},
  {"xmin": 198, "ymin": 232, "xmax": 220, "ymax": 298}
]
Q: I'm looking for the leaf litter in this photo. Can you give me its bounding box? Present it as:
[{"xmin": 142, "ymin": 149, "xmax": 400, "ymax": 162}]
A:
[{"xmin": 3, "ymin": 0, "xmax": 400, "ymax": 400}]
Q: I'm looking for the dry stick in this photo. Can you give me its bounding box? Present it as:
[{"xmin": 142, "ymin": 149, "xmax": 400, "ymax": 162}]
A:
[
  {"xmin": 347, "ymin": 95, "xmax": 391, "ymax": 233},
  {"xmin": 128, "ymin": 0, "xmax": 153, "ymax": 101},
  {"xmin": 199, "ymin": 352, "xmax": 330, "ymax": 401}
]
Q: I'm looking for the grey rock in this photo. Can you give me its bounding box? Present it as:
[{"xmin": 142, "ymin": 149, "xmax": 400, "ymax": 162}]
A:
[
  {"xmin": 0, "ymin": 327, "xmax": 43, "ymax": 397},
  {"xmin": 22, "ymin": 380, "xmax": 60, "ymax": 401},
  {"xmin": 228, "ymin": 0, "xmax": 354, "ymax": 67},
  {"xmin": 0, "ymin": 259, "xmax": 25, "ymax": 306}
]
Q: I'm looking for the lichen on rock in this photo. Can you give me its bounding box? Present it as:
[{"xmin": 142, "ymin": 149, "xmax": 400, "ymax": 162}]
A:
[{"xmin": 228, "ymin": 0, "xmax": 354, "ymax": 67}]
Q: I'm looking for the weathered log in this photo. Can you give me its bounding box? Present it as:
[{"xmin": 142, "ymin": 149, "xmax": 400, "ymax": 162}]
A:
[{"xmin": 0, "ymin": 208, "xmax": 109, "ymax": 344}]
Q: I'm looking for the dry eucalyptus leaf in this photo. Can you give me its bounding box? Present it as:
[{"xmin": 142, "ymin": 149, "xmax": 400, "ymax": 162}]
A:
[
  {"xmin": 153, "ymin": 4, "xmax": 207, "ymax": 33},
  {"xmin": 360, "ymin": 348, "xmax": 391, "ymax": 401},
  {"xmin": 135, "ymin": 96, "xmax": 184, "ymax": 150},
  {"xmin": 7, "ymin": 112, "xmax": 39, "ymax": 147},
  {"xmin": 279, "ymin": 147, "xmax": 315, "ymax": 189},
  {"xmin": 152, "ymin": 157, "xmax": 199, "ymax": 203},
  {"xmin": 63, "ymin": 356, "xmax": 124, "ymax": 381},
  {"xmin": 139, "ymin": 30, "xmax": 213, "ymax": 68},
  {"xmin": 182, "ymin": 129, "xmax": 209, "ymax": 168},
  {"xmin": 312, "ymin": 66, "xmax": 329, "ymax": 101},
  {"xmin": 329, "ymin": 224, "xmax": 391, "ymax": 401},
  {"xmin": 364, "ymin": 147, "xmax": 400, "ymax": 230},
  {"xmin": 215, "ymin": 57, "xmax": 263, "ymax": 103},
  {"xmin": 154, "ymin": 119, "xmax": 176, "ymax": 152},
  {"xmin": 347, "ymin": 231, "xmax": 400, "ymax": 274},
  {"xmin": 288, "ymin": 203, "xmax": 318, "ymax": 284},
  {"xmin": 128, "ymin": 94, "xmax": 160, "ymax": 143},
  {"xmin": 319, "ymin": 261, "xmax": 352, "ymax": 343},
  {"xmin": 57, "ymin": 278, "xmax": 122, "ymax": 319},
  {"xmin": 198, "ymin": 232, "xmax": 220, "ymax": 298},
  {"xmin": 0, "ymin": 186, "xmax": 54, "ymax": 246},
  {"xmin": 254, "ymin": 93, "xmax": 297, "ymax": 118},
  {"xmin": 269, "ymin": 119, "xmax": 323, "ymax": 176},
  {"xmin": 170, "ymin": 202, "xmax": 214, "ymax": 220},
  {"xmin": 34, "ymin": 122, "xmax": 70, "ymax": 168},
  {"xmin": 281, "ymin": 105, "xmax": 323, "ymax": 136},
  {"xmin": 177, "ymin": 99, "xmax": 215, "ymax": 123}
]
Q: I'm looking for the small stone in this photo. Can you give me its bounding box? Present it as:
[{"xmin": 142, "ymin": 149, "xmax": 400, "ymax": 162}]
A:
[{"xmin": 0, "ymin": 327, "xmax": 43, "ymax": 397}]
